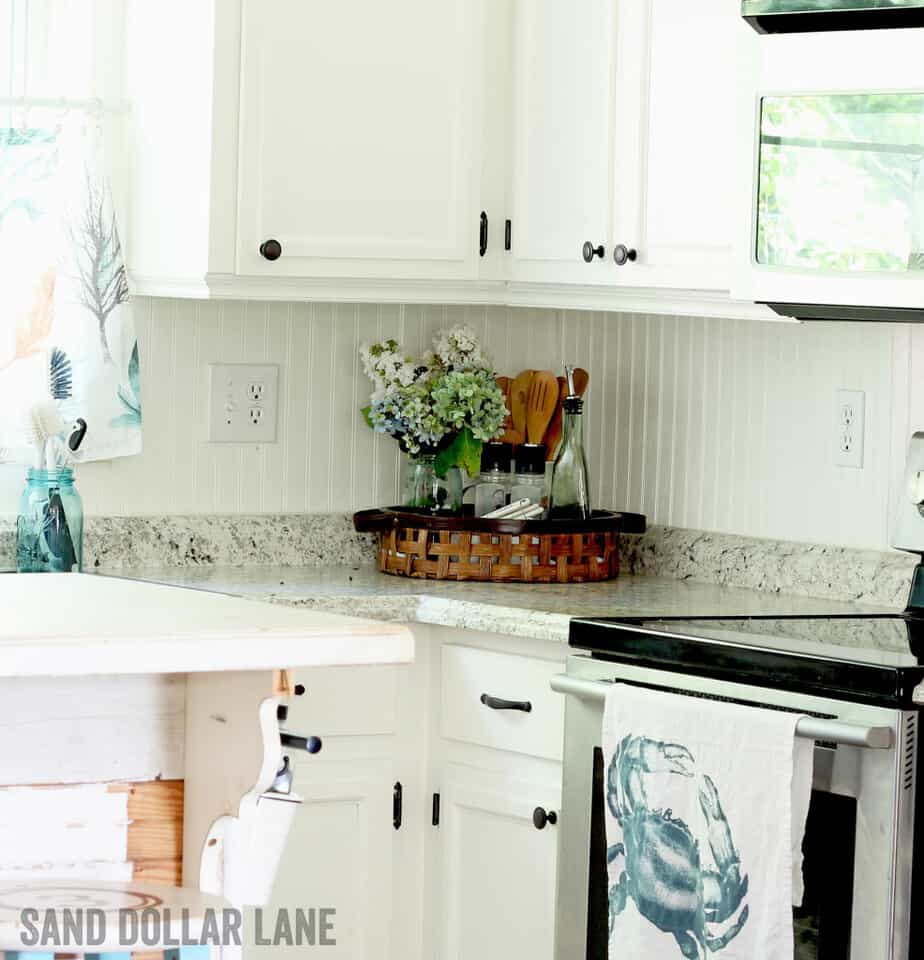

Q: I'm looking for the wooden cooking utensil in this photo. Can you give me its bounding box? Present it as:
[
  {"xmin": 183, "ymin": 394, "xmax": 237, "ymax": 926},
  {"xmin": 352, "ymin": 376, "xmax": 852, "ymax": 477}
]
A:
[
  {"xmin": 543, "ymin": 377, "xmax": 568, "ymax": 460},
  {"xmin": 496, "ymin": 376, "xmax": 520, "ymax": 445},
  {"xmin": 509, "ymin": 370, "xmax": 534, "ymax": 443},
  {"xmin": 526, "ymin": 370, "xmax": 560, "ymax": 443},
  {"xmin": 543, "ymin": 367, "xmax": 589, "ymax": 459},
  {"xmin": 572, "ymin": 367, "xmax": 589, "ymax": 397}
]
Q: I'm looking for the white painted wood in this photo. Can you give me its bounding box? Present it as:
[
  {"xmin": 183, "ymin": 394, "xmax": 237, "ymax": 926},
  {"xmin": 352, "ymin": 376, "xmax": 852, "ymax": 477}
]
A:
[
  {"xmin": 0, "ymin": 675, "xmax": 184, "ymax": 785},
  {"xmin": 183, "ymin": 670, "xmax": 281, "ymax": 899},
  {"xmin": 0, "ymin": 575, "xmax": 413, "ymax": 677},
  {"xmin": 0, "ymin": 785, "xmax": 126, "ymax": 867},
  {"xmin": 508, "ymin": 0, "xmax": 616, "ymax": 285},
  {"xmin": 440, "ymin": 645, "xmax": 565, "ymax": 761},
  {"xmin": 436, "ymin": 768, "xmax": 560, "ymax": 960},
  {"xmin": 234, "ymin": 0, "xmax": 483, "ymax": 282},
  {"xmin": 610, "ymin": 0, "xmax": 745, "ymax": 291}
]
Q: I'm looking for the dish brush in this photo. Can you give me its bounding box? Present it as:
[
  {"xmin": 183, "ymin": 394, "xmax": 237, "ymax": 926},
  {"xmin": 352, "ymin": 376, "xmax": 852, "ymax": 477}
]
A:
[{"xmin": 26, "ymin": 401, "xmax": 66, "ymax": 470}]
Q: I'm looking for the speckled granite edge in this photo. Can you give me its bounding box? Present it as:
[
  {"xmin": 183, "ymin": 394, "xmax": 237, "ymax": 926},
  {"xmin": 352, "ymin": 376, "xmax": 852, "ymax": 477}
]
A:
[
  {"xmin": 269, "ymin": 592, "xmax": 574, "ymax": 642},
  {"xmin": 619, "ymin": 525, "xmax": 918, "ymax": 608},
  {"xmin": 0, "ymin": 513, "xmax": 376, "ymax": 570},
  {"xmin": 1, "ymin": 511, "xmax": 918, "ymax": 606}
]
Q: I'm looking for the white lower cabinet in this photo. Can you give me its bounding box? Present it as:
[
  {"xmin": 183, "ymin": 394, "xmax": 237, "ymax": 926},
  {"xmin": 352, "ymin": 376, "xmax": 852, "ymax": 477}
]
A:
[
  {"xmin": 429, "ymin": 636, "xmax": 566, "ymax": 960},
  {"xmin": 248, "ymin": 630, "xmax": 566, "ymax": 960},
  {"xmin": 244, "ymin": 662, "xmax": 412, "ymax": 960},
  {"xmin": 435, "ymin": 767, "xmax": 561, "ymax": 960},
  {"xmin": 247, "ymin": 761, "xmax": 398, "ymax": 960}
]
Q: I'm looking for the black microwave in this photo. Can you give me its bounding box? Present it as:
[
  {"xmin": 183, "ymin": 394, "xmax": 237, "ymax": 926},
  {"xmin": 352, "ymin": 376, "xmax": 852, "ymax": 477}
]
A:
[{"xmin": 743, "ymin": 0, "xmax": 924, "ymax": 33}]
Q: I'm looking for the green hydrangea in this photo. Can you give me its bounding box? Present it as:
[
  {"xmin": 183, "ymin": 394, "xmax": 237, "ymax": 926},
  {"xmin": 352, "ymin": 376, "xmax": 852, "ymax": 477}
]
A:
[
  {"xmin": 360, "ymin": 326, "xmax": 508, "ymax": 475},
  {"xmin": 430, "ymin": 369, "xmax": 506, "ymax": 442}
]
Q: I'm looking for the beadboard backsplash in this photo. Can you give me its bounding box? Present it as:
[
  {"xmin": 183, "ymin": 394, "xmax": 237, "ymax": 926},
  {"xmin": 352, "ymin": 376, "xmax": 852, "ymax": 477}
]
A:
[{"xmin": 1, "ymin": 298, "xmax": 922, "ymax": 552}]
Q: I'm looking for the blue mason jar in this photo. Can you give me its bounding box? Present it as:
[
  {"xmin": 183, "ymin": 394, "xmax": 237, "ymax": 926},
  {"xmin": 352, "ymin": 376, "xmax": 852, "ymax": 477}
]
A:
[{"xmin": 16, "ymin": 468, "xmax": 84, "ymax": 573}]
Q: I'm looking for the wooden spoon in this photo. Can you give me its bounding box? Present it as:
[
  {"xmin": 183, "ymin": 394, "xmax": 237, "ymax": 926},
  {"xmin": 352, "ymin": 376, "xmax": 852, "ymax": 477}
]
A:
[
  {"xmin": 543, "ymin": 377, "xmax": 568, "ymax": 460},
  {"xmin": 526, "ymin": 370, "xmax": 560, "ymax": 444},
  {"xmin": 509, "ymin": 370, "xmax": 534, "ymax": 443},
  {"xmin": 572, "ymin": 367, "xmax": 589, "ymax": 398},
  {"xmin": 496, "ymin": 376, "xmax": 519, "ymax": 445},
  {"xmin": 543, "ymin": 367, "xmax": 589, "ymax": 459}
]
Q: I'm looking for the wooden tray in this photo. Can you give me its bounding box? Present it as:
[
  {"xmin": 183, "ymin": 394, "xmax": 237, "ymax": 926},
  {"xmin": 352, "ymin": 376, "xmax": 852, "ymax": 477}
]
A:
[{"xmin": 353, "ymin": 508, "xmax": 646, "ymax": 583}]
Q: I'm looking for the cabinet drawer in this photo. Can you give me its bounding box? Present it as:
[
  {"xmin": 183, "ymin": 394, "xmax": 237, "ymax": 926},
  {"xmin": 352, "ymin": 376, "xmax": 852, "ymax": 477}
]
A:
[
  {"xmin": 285, "ymin": 664, "xmax": 399, "ymax": 736},
  {"xmin": 440, "ymin": 645, "xmax": 564, "ymax": 761}
]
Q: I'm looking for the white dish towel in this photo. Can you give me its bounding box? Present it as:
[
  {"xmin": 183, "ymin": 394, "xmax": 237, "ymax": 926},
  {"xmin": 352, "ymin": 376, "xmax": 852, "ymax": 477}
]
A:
[{"xmin": 603, "ymin": 683, "xmax": 814, "ymax": 960}]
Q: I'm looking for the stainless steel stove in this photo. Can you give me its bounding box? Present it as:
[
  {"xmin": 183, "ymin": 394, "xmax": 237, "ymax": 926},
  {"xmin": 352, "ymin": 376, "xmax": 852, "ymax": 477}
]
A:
[{"xmin": 551, "ymin": 434, "xmax": 924, "ymax": 960}]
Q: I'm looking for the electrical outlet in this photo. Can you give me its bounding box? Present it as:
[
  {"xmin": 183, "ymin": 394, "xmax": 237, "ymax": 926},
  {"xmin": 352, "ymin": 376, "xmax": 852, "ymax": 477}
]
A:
[
  {"xmin": 208, "ymin": 363, "xmax": 279, "ymax": 443},
  {"xmin": 834, "ymin": 388, "xmax": 865, "ymax": 469}
]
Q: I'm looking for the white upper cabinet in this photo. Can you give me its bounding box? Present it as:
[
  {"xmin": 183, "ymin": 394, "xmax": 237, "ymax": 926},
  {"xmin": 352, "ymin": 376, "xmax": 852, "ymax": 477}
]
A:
[
  {"xmin": 506, "ymin": 0, "xmax": 748, "ymax": 299},
  {"xmin": 124, "ymin": 0, "xmax": 496, "ymax": 299},
  {"xmin": 124, "ymin": 0, "xmax": 764, "ymax": 314},
  {"xmin": 235, "ymin": 0, "xmax": 485, "ymax": 283},
  {"xmin": 609, "ymin": 0, "xmax": 747, "ymax": 292},
  {"xmin": 508, "ymin": 0, "xmax": 617, "ymax": 286}
]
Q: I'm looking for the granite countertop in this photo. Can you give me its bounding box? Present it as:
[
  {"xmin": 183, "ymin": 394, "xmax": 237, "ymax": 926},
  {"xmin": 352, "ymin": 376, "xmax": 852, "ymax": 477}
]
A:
[{"xmin": 109, "ymin": 565, "xmax": 900, "ymax": 645}]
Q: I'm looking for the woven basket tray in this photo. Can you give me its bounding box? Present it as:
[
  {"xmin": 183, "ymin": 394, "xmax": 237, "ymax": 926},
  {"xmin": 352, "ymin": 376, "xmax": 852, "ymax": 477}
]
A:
[{"xmin": 353, "ymin": 508, "xmax": 646, "ymax": 583}]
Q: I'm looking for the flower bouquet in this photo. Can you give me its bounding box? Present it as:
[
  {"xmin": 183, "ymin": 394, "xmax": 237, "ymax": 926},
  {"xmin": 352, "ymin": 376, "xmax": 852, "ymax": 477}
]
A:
[{"xmin": 360, "ymin": 326, "xmax": 507, "ymax": 512}]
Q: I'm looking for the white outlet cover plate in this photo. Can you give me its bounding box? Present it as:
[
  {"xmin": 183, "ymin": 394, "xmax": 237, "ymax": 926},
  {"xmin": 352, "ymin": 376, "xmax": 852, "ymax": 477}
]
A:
[
  {"xmin": 835, "ymin": 388, "xmax": 864, "ymax": 469},
  {"xmin": 208, "ymin": 363, "xmax": 279, "ymax": 443}
]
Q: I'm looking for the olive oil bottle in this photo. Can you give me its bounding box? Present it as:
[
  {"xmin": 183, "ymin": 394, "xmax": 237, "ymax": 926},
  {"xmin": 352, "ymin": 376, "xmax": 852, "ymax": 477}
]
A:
[{"xmin": 548, "ymin": 366, "xmax": 591, "ymax": 521}]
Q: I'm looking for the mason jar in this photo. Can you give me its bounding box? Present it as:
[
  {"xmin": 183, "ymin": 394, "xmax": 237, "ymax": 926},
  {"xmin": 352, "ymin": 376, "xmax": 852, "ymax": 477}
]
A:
[
  {"xmin": 16, "ymin": 468, "xmax": 84, "ymax": 573},
  {"xmin": 403, "ymin": 454, "xmax": 463, "ymax": 513}
]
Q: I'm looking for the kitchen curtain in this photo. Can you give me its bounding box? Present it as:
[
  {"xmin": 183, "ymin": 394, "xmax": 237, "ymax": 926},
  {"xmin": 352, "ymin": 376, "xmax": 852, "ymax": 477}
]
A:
[{"xmin": 0, "ymin": 112, "xmax": 141, "ymax": 465}]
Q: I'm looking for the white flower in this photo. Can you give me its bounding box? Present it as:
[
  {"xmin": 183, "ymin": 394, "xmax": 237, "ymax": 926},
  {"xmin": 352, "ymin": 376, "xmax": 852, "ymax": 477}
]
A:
[{"xmin": 432, "ymin": 325, "xmax": 488, "ymax": 371}]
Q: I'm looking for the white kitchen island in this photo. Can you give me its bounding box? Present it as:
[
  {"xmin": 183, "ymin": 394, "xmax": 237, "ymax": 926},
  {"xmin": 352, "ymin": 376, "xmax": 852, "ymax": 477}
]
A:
[
  {"xmin": 0, "ymin": 574, "xmax": 413, "ymax": 677},
  {"xmin": 0, "ymin": 573, "xmax": 414, "ymax": 930}
]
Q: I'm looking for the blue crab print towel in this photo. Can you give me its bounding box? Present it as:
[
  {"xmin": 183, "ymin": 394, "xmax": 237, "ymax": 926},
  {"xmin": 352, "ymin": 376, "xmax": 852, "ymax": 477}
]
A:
[{"xmin": 602, "ymin": 684, "xmax": 813, "ymax": 959}]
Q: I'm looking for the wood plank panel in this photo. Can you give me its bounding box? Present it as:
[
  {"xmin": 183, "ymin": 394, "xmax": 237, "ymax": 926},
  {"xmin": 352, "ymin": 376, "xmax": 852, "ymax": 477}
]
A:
[
  {"xmin": 113, "ymin": 779, "xmax": 184, "ymax": 889},
  {"xmin": 0, "ymin": 675, "xmax": 184, "ymax": 785}
]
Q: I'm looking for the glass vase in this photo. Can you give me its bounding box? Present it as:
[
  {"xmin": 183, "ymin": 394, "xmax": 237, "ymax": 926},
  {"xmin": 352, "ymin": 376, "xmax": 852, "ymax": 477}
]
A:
[
  {"xmin": 16, "ymin": 468, "xmax": 84, "ymax": 573},
  {"xmin": 403, "ymin": 454, "xmax": 462, "ymax": 514}
]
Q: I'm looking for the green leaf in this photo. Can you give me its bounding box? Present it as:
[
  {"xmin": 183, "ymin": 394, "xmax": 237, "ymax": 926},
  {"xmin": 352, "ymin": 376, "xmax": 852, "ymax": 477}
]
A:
[
  {"xmin": 361, "ymin": 405, "xmax": 374, "ymax": 429},
  {"xmin": 434, "ymin": 427, "xmax": 482, "ymax": 479}
]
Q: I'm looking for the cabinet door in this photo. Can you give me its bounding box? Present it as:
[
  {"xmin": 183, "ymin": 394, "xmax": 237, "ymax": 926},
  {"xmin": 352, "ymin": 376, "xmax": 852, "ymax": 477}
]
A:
[
  {"xmin": 245, "ymin": 762, "xmax": 397, "ymax": 960},
  {"xmin": 610, "ymin": 0, "xmax": 746, "ymax": 291},
  {"xmin": 244, "ymin": 666, "xmax": 403, "ymax": 960},
  {"xmin": 508, "ymin": 0, "xmax": 617, "ymax": 285},
  {"xmin": 236, "ymin": 0, "xmax": 485, "ymax": 282},
  {"xmin": 437, "ymin": 772, "xmax": 560, "ymax": 960}
]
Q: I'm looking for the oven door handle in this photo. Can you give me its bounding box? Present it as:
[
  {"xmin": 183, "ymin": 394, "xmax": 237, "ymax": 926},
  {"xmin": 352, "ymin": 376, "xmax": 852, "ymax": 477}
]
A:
[{"xmin": 550, "ymin": 674, "xmax": 894, "ymax": 750}]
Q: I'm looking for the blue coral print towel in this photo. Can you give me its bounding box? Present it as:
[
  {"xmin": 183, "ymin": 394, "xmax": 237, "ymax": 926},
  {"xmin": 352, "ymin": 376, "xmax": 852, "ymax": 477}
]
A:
[
  {"xmin": 0, "ymin": 115, "xmax": 140, "ymax": 465},
  {"xmin": 603, "ymin": 684, "xmax": 813, "ymax": 959}
]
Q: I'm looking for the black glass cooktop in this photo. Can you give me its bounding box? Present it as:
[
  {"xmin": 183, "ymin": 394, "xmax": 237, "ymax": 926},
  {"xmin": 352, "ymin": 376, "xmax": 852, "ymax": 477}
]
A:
[{"xmin": 570, "ymin": 614, "xmax": 924, "ymax": 707}]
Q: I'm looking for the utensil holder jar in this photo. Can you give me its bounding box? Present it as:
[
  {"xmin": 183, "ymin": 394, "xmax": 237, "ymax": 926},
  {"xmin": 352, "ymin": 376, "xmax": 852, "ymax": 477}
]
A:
[{"xmin": 16, "ymin": 468, "xmax": 84, "ymax": 573}]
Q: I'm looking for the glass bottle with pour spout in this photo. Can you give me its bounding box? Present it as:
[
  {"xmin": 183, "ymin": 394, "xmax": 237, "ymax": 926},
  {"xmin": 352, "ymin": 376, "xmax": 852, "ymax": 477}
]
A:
[{"xmin": 548, "ymin": 366, "xmax": 591, "ymax": 520}]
